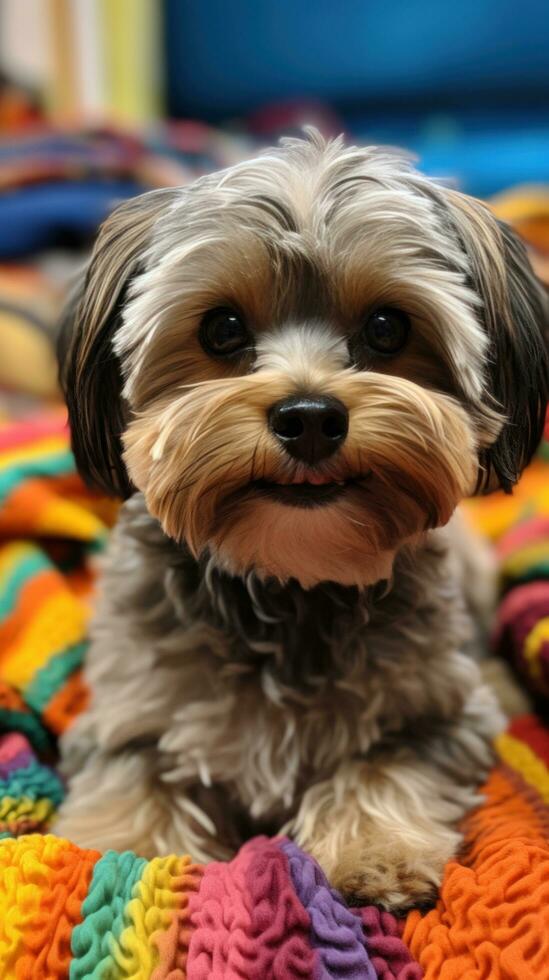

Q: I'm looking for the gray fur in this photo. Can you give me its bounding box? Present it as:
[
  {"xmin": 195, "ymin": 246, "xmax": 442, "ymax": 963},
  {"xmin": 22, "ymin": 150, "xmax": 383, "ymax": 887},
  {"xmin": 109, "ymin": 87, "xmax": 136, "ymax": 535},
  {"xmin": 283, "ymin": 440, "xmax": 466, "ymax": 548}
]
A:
[{"xmin": 56, "ymin": 495, "xmax": 502, "ymax": 905}]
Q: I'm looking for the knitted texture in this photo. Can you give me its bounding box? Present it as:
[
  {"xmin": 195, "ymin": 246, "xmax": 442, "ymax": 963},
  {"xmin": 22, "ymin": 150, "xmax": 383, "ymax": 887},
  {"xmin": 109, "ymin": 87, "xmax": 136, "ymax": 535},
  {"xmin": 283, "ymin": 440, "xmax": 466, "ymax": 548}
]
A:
[{"xmin": 1, "ymin": 409, "xmax": 549, "ymax": 978}]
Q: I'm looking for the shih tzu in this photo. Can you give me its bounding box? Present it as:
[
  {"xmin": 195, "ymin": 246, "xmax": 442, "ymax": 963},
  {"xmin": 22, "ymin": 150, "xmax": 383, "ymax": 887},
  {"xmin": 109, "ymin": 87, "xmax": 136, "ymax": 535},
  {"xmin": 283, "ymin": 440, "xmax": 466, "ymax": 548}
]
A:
[{"xmin": 55, "ymin": 132, "xmax": 548, "ymax": 909}]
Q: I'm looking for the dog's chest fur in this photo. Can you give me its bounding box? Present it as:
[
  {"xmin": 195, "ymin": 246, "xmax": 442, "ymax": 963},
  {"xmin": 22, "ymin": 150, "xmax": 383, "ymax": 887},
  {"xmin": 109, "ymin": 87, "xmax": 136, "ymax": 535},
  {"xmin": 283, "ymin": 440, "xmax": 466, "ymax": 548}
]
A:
[{"xmin": 79, "ymin": 494, "xmax": 475, "ymax": 824}]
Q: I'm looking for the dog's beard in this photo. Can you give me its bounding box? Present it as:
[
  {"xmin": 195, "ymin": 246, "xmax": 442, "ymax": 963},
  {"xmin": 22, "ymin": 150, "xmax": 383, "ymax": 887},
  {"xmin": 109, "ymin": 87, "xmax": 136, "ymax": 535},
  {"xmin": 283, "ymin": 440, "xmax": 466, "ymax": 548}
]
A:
[{"xmin": 123, "ymin": 371, "xmax": 478, "ymax": 588}]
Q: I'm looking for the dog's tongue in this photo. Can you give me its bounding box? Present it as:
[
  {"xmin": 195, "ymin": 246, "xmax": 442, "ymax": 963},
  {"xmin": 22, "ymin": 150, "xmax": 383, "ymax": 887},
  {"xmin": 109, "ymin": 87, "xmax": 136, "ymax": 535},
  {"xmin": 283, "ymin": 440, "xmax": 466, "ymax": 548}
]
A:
[
  {"xmin": 288, "ymin": 471, "xmax": 334, "ymax": 485},
  {"xmin": 306, "ymin": 471, "xmax": 333, "ymax": 485}
]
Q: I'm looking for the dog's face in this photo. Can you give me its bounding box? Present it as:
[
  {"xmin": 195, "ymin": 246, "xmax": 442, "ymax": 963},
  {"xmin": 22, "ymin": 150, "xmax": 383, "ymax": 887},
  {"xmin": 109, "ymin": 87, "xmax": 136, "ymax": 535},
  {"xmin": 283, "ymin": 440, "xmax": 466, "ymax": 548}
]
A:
[{"xmin": 60, "ymin": 134, "xmax": 548, "ymax": 587}]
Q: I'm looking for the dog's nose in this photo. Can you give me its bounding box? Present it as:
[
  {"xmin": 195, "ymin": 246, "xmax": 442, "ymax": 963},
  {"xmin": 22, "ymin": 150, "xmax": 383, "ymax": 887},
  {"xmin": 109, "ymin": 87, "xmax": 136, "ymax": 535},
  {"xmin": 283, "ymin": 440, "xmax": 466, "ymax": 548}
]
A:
[{"xmin": 268, "ymin": 395, "xmax": 349, "ymax": 464}]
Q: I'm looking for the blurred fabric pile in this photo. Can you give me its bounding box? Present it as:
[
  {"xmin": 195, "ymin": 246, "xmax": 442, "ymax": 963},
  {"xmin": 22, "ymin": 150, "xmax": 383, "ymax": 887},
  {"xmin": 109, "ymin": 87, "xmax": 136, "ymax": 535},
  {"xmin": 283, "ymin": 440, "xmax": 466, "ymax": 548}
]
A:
[{"xmin": 0, "ymin": 77, "xmax": 252, "ymax": 409}]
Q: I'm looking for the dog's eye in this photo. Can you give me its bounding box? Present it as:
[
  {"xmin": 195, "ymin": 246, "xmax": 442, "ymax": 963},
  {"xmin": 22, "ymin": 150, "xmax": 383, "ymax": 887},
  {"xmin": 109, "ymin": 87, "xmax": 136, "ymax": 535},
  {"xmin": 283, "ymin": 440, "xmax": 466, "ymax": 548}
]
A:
[
  {"xmin": 362, "ymin": 308, "xmax": 410, "ymax": 355},
  {"xmin": 200, "ymin": 309, "xmax": 250, "ymax": 357}
]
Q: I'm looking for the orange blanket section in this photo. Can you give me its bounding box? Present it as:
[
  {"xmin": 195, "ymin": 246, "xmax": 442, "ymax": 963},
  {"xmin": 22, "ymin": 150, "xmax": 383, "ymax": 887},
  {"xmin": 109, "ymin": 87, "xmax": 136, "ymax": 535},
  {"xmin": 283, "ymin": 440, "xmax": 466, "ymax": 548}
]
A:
[
  {"xmin": 404, "ymin": 716, "xmax": 549, "ymax": 979},
  {"xmin": 389, "ymin": 184, "xmax": 549, "ymax": 977},
  {"xmin": 491, "ymin": 186, "xmax": 549, "ymax": 283}
]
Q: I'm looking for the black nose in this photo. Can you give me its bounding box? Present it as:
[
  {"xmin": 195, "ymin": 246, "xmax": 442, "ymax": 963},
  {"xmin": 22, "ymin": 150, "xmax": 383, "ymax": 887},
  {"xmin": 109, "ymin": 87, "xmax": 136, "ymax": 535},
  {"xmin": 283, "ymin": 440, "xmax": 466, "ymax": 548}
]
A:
[{"xmin": 268, "ymin": 395, "xmax": 349, "ymax": 464}]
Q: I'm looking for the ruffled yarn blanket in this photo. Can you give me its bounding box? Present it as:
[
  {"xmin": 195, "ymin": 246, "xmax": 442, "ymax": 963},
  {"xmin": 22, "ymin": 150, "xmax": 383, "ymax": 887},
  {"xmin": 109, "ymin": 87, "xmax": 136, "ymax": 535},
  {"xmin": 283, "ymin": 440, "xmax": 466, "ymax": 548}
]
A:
[{"xmin": 1, "ymin": 411, "xmax": 549, "ymax": 979}]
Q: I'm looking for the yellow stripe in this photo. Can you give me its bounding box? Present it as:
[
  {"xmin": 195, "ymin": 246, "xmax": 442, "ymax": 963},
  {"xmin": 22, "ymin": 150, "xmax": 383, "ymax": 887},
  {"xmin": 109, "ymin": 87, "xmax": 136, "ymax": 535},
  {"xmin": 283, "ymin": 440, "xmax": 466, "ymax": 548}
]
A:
[
  {"xmin": 112, "ymin": 855, "xmax": 190, "ymax": 978},
  {"xmin": 461, "ymin": 496, "xmax": 522, "ymax": 541},
  {"xmin": 0, "ymin": 436, "xmax": 68, "ymax": 470},
  {"xmin": 524, "ymin": 617, "xmax": 549, "ymax": 681},
  {"xmin": 102, "ymin": 0, "xmax": 163, "ymax": 124},
  {"xmin": 501, "ymin": 540, "xmax": 549, "ymax": 578},
  {"xmin": 0, "ymin": 542, "xmax": 37, "ymax": 579},
  {"xmin": 0, "ymin": 834, "xmax": 66, "ymax": 980},
  {"xmin": 36, "ymin": 496, "xmax": 106, "ymax": 542},
  {"xmin": 0, "ymin": 796, "xmax": 56, "ymax": 824},
  {"xmin": 496, "ymin": 733, "xmax": 549, "ymax": 803},
  {"xmin": 2, "ymin": 591, "xmax": 87, "ymax": 689}
]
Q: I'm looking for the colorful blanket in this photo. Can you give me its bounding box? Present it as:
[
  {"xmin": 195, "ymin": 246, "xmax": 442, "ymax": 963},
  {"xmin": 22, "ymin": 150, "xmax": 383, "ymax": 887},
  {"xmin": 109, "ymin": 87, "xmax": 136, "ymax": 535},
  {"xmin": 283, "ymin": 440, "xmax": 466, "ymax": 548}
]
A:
[{"xmin": 1, "ymin": 413, "xmax": 549, "ymax": 979}]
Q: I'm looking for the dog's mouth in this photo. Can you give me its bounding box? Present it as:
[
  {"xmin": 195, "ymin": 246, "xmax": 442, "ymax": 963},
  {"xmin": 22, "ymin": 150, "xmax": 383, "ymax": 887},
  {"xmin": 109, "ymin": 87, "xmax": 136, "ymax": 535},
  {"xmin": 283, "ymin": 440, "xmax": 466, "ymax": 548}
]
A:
[{"xmin": 252, "ymin": 474, "xmax": 370, "ymax": 508}]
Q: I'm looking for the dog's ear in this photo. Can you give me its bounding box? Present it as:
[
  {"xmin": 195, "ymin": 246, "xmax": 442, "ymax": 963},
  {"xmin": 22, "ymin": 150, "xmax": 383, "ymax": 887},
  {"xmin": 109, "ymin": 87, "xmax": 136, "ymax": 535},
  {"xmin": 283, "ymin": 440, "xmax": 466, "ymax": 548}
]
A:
[
  {"xmin": 444, "ymin": 191, "xmax": 549, "ymax": 493},
  {"xmin": 58, "ymin": 189, "xmax": 175, "ymax": 498}
]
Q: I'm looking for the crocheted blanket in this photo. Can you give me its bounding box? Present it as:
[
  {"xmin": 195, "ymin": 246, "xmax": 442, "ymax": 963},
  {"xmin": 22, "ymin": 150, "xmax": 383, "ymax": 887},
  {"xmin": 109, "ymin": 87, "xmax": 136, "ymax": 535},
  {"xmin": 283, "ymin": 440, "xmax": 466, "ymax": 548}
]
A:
[{"xmin": 1, "ymin": 413, "xmax": 549, "ymax": 979}]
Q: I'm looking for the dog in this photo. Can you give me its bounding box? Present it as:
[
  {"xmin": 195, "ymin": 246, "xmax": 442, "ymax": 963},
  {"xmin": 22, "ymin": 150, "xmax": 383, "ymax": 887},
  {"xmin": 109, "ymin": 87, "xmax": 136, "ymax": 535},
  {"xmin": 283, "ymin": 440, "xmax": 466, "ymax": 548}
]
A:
[{"xmin": 54, "ymin": 132, "xmax": 548, "ymax": 910}]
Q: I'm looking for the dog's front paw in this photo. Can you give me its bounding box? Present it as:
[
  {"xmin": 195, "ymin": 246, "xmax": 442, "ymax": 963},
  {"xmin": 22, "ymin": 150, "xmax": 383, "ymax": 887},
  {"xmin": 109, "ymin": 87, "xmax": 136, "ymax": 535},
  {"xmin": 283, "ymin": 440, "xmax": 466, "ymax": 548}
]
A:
[
  {"xmin": 311, "ymin": 827, "xmax": 460, "ymax": 912},
  {"xmin": 327, "ymin": 842, "xmax": 441, "ymax": 911}
]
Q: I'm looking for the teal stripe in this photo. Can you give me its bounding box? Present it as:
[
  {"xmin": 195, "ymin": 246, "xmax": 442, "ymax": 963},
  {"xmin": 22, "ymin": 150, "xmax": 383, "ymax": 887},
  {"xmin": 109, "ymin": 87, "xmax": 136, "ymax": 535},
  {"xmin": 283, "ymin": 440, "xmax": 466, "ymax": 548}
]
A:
[
  {"xmin": 0, "ymin": 549, "xmax": 51, "ymax": 619},
  {"xmin": 0, "ymin": 829, "xmax": 43, "ymax": 839},
  {"xmin": 0, "ymin": 449, "xmax": 75, "ymax": 503},
  {"xmin": 70, "ymin": 850, "xmax": 148, "ymax": 980},
  {"xmin": 0, "ymin": 707, "xmax": 51, "ymax": 754},
  {"xmin": 0, "ymin": 758, "xmax": 64, "ymax": 807},
  {"xmin": 87, "ymin": 534, "xmax": 108, "ymax": 554},
  {"xmin": 25, "ymin": 641, "xmax": 87, "ymax": 713}
]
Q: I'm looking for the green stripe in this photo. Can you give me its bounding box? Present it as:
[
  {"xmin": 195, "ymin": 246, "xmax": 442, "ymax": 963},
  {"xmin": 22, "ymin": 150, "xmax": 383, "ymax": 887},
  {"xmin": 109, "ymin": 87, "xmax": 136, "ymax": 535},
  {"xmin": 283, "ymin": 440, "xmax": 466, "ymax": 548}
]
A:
[
  {"xmin": 25, "ymin": 642, "xmax": 87, "ymax": 713},
  {"xmin": 0, "ymin": 449, "xmax": 75, "ymax": 503},
  {"xmin": 503, "ymin": 560, "xmax": 549, "ymax": 584},
  {"xmin": 70, "ymin": 850, "xmax": 148, "ymax": 980},
  {"xmin": 0, "ymin": 707, "xmax": 51, "ymax": 754},
  {"xmin": 0, "ymin": 758, "xmax": 64, "ymax": 807},
  {"xmin": 0, "ymin": 549, "xmax": 51, "ymax": 620}
]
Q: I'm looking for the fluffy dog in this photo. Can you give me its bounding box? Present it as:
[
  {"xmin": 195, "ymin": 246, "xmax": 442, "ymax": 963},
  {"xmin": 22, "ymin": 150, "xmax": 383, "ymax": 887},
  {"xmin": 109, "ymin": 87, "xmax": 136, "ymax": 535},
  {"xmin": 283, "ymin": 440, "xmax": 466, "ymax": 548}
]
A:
[{"xmin": 55, "ymin": 132, "xmax": 548, "ymax": 909}]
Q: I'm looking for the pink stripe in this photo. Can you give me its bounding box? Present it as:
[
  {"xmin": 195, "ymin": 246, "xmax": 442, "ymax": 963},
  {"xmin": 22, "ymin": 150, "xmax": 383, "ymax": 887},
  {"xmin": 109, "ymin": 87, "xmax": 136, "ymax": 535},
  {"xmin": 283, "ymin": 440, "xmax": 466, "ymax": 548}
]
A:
[
  {"xmin": 497, "ymin": 581, "xmax": 549, "ymax": 621},
  {"xmin": 187, "ymin": 843, "xmax": 256, "ymax": 979},
  {"xmin": 497, "ymin": 517, "xmax": 549, "ymax": 561},
  {"xmin": 0, "ymin": 732, "xmax": 31, "ymax": 763},
  {"xmin": 0, "ymin": 412, "xmax": 68, "ymax": 452},
  {"xmin": 187, "ymin": 837, "xmax": 314, "ymax": 979}
]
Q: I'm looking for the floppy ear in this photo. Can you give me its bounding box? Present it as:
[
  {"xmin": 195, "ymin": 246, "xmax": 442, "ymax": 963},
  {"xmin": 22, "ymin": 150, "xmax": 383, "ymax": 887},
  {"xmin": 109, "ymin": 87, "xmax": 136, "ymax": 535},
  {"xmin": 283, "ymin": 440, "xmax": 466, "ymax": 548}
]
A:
[
  {"xmin": 58, "ymin": 189, "xmax": 176, "ymax": 498},
  {"xmin": 444, "ymin": 191, "xmax": 549, "ymax": 493}
]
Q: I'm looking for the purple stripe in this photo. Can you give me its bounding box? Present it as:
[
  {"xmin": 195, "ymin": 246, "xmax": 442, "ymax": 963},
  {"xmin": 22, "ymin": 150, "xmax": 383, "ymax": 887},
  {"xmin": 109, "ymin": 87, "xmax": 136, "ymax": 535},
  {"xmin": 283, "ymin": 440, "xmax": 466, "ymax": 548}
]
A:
[
  {"xmin": 280, "ymin": 839, "xmax": 377, "ymax": 979},
  {"xmin": 0, "ymin": 749, "xmax": 34, "ymax": 779}
]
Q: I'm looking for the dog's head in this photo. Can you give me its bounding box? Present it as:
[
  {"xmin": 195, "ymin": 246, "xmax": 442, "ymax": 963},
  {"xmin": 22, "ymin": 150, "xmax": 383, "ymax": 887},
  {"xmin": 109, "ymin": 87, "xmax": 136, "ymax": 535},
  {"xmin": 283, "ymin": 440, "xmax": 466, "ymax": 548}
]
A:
[{"xmin": 60, "ymin": 133, "xmax": 549, "ymax": 587}]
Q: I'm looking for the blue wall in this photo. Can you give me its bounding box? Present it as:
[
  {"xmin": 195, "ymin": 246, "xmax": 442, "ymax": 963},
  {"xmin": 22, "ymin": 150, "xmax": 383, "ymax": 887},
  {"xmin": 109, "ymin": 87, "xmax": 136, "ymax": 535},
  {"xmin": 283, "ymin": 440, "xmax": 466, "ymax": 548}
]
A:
[
  {"xmin": 165, "ymin": 0, "xmax": 549, "ymax": 118},
  {"xmin": 164, "ymin": 1, "xmax": 549, "ymax": 195}
]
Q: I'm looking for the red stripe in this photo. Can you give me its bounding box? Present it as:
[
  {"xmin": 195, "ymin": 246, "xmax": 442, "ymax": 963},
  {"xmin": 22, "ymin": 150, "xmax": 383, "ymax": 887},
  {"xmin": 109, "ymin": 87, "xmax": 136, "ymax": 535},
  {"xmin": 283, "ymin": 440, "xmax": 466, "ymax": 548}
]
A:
[
  {"xmin": 509, "ymin": 715, "xmax": 549, "ymax": 766},
  {"xmin": 496, "ymin": 581, "xmax": 549, "ymax": 626},
  {"xmin": 0, "ymin": 413, "xmax": 68, "ymax": 452}
]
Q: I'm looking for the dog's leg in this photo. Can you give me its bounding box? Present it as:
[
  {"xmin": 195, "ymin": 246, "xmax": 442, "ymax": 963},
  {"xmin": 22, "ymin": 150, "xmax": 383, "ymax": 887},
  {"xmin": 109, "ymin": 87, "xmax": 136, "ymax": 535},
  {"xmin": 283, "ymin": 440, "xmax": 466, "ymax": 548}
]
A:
[
  {"xmin": 288, "ymin": 686, "xmax": 502, "ymax": 910},
  {"xmin": 53, "ymin": 747, "xmax": 236, "ymax": 861},
  {"xmin": 289, "ymin": 754, "xmax": 469, "ymax": 910}
]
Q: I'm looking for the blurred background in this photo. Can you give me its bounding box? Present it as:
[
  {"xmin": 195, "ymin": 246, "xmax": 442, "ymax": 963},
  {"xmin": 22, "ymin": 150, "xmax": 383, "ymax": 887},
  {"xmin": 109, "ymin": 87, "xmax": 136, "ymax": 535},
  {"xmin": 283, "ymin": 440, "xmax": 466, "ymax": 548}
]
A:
[{"xmin": 1, "ymin": 0, "xmax": 549, "ymax": 409}]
